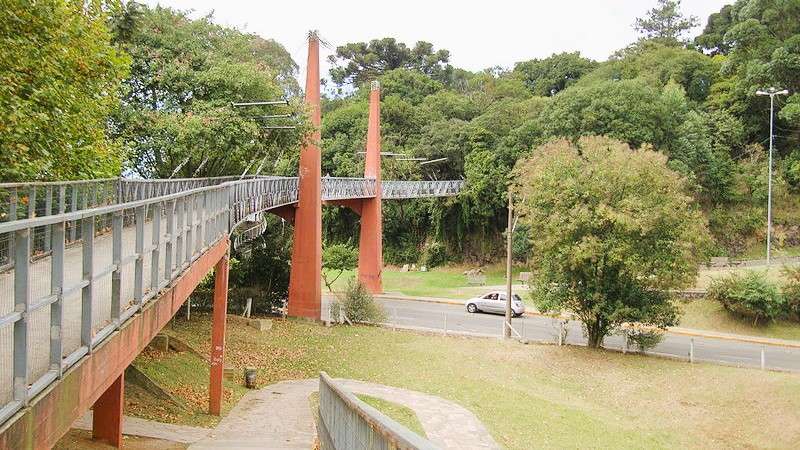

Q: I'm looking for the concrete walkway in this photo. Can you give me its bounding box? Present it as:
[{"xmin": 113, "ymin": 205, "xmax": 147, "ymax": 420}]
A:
[
  {"xmin": 72, "ymin": 411, "xmax": 211, "ymax": 444},
  {"xmin": 189, "ymin": 378, "xmax": 499, "ymax": 450}
]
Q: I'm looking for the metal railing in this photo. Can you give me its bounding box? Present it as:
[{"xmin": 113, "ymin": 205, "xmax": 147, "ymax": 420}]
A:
[
  {"xmin": 0, "ymin": 175, "xmax": 463, "ymax": 427},
  {"xmin": 0, "ymin": 183, "xmax": 231, "ymax": 425},
  {"xmin": 322, "ymin": 177, "xmax": 377, "ymax": 200},
  {"xmin": 382, "ymin": 180, "xmax": 464, "ymax": 199},
  {"xmin": 318, "ymin": 372, "xmax": 438, "ymax": 450}
]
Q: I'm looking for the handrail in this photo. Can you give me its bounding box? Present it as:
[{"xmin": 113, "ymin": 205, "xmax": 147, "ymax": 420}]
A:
[
  {"xmin": 0, "ymin": 175, "xmax": 464, "ymax": 427},
  {"xmin": 318, "ymin": 372, "xmax": 439, "ymax": 450}
]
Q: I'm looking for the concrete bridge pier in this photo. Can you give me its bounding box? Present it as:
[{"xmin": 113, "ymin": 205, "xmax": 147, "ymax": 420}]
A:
[
  {"xmin": 92, "ymin": 373, "xmax": 124, "ymax": 447},
  {"xmin": 287, "ymin": 32, "xmax": 323, "ymax": 320},
  {"xmin": 357, "ymin": 82, "xmax": 383, "ymax": 294}
]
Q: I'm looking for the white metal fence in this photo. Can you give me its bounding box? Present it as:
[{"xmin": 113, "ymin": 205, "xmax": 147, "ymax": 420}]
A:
[{"xmin": 318, "ymin": 372, "xmax": 438, "ymax": 450}]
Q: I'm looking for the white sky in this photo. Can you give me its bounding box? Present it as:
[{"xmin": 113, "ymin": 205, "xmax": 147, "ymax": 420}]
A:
[{"xmin": 142, "ymin": 0, "xmax": 731, "ymax": 84}]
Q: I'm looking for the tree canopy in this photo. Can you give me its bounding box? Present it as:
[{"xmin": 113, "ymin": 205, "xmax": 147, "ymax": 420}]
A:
[
  {"xmin": 513, "ymin": 52, "xmax": 597, "ymax": 96},
  {"xmin": 513, "ymin": 137, "xmax": 710, "ymax": 347},
  {"xmin": 328, "ymin": 38, "xmax": 452, "ymax": 88},
  {"xmin": 110, "ymin": 2, "xmax": 306, "ymax": 179},
  {"xmin": 0, "ymin": 0, "xmax": 129, "ymax": 181},
  {"xmin": 634, "ymin": 0, "xmax": 700, "ymax": 46}
]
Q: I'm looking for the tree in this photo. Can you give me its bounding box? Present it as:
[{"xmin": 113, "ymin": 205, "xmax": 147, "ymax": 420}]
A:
[
  {"xmin": 513, "ymin": 52, "xmax": 597, "ymax": 96},
  {"xmin": 537, "ymin": 79, "xmax": 686, "ymax": 150},
  {"xmin": 695, "ymin": 0, "xmax": 800, "ymax": 148},
  {"xmin": 634, "ymin": 0, "xmax": 699, "ymax": 46},
  {"xmin": 328, "ymin": 38, "xmax": 452, "ymax": 87},
  {"xmin": 513, "ymin": 137, "xmax": 709, "ymax": 347},
  {"xmin": 110, "ymin": 3, "xmax": 306, "ymax": 178},
  {"xmin": 0, "ymin": 0, "xmax": 129, "ymax": 181},
  {"xmin": 322, "ymin": 242, "xmax": 358, "ymax": 292}
]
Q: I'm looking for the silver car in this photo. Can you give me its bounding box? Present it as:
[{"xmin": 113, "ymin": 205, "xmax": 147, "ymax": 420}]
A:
[{"xmin": 466, "ymin": 291, "xmax": 526, "ymax": 317}]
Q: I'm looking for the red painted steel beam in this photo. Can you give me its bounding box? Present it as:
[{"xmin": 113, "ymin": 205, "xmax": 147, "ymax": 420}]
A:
[
  {"xmin": 358, "ymin": 83, "xmax": 384, "ymax": 294},
  {"xmin": 209, "ymin": 255, "xmax": 229, "ymax": 416},
  {"xmin": 288, "ymin": 32, "xmax": 323, "ymax": 320},
  {"xmin": 0, "ymin": 238, "xmax": 230, "ymax": 450}
]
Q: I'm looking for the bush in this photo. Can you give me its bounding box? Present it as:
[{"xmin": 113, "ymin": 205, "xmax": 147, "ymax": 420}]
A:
[
  {"xmin": 707, "ymin": 271, "xmax": 785, "ymax": 325},
  {"xmin": 421, "ymin": 241, "xmax": 447, "ymax": 268},
  {"xmin": 331, "ymin": 279, "xmax": 386, "ymax": 324},
  {"xmin": 782, "ymin": 266, "xmax": 800, "ymax": 320},
  {"xmin": 624, "ymin": 329, "xmax": 665, "ymax": 353}
]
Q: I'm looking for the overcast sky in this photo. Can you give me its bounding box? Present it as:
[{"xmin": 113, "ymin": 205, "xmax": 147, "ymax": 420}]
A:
[{"xmin": 142, "ymin": 0, "xmax": 731, "ymax": 84}]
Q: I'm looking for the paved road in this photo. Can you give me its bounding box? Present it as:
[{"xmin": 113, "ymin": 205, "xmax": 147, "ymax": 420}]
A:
[{"xmin": 377, "ymin": 298, "xmax": 800, "ymax": 372}]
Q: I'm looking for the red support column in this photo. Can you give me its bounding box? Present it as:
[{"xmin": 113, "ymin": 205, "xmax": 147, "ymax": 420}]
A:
[
  {"xmin": 209, "ymin": 255, "xmax": 229, "ymax": 416},
  {"xmin": 358, "ymin": 81, "xmax": 383, "ymax": 294},
  {"xmin": 288, "ymin": 31, "xmax": 323, "ymax": 319},
  {"xmin": 92, "ymin": 372, "xmax": 124, "ymax": 447}
]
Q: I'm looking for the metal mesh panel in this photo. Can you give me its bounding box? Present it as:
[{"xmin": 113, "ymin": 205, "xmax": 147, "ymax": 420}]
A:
[
  {"xmin": 61, "ymin": 238, "xmax": 84, "ymax": 358},
  {"xmin": 0, "ymin": 233, "xmax": 9, "ymax": 268},
  {"xmin": 0, "ymin": 326, "xmax": 11, "ymax": 405},
  {"xmin": 26, "ymin": 305, "xmax": 51, "ymax": 383},
  {"xmin": 61, "ymin": 289, "xmax": 82, "ymax": 358}
]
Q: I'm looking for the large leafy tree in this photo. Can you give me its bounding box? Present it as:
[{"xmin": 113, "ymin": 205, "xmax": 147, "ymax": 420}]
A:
[
  {"xmin": 537, "ymin": 78, "xmax": 685, "ymax": 149},
  {"xmin": 695, "ymin": 0, "xmax": 800, "ymax": 148},
  {"xmin": 514, "ymin": 137, "xmax": 710, "ymax": 347},
  {"xmin": 110, "ymin": 3, "xmax": 306, "ymax": 178},
  {"xmin": 634, "ymin": 0, "xmax": 699, "ymax": 46},
  {"xmin": 328, "ymin": 38, "xmax": 452, "ymax": 88},
  {"xmin": 513, "ymin": 52, "xmax": 597, "ymax": 96},
  {"xmin": 0, "ymin": 0, "xmax": 129, "ymax": 181}
]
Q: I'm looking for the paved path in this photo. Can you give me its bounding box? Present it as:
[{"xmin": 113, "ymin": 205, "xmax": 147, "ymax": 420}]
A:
[
  {"xmin": 189, "ymin": 378, "xmax": 499, "ymax": 450},
  {"xmin": 72, "ymin": 411, "xmax": 210, "ymax": 444},
  {"xmin": 376, "ymin": 296, "xmax": 800, "ymax": 372}
]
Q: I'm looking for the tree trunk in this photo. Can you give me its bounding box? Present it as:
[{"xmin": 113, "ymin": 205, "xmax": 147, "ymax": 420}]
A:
[{"xmin": 586, "ymin": 320, "xmax": 606, "ymax": 348}]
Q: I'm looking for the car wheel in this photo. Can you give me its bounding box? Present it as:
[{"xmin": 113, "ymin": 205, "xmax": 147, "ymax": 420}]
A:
[{"xmin": 467, "ymin": 303, "xmax": 478, "ymax": 313}]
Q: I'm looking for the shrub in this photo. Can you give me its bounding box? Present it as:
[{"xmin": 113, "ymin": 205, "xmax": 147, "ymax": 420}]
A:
[
  {"xmin": 421, "ymin": 241, "xmax": 447, "ymax": 268},
  {"xmin": 707, "ymin": 271, "xmax": 785, "ymax": 325},
  {"xmin": 782, "ymin": 266, "xmax": 800, "ymax": 320},
  {"xmin": 624, "ymin": 329, "xmax": 665, "ymax": 353},
  {"xmin": 331, "ymin": 279, "xmax": 386, "ymax": 324}
]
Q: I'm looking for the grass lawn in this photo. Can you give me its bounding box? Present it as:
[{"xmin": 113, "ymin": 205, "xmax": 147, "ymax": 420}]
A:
[
  {"xmin": 694, "ymin": 264, "xmax": 798, "ymax": 290},
  {"xmin": 325, "ymin": 263, "xmax": 526, "ymax": 299},
  {"xmin": 125, "ymin": 347, "xmax": 248, "ymax": 427},
  {"xmin": 678, "ymin": 298, "xmax": 800, "ymax": 341},
  {"xmin": 132, "ymin": 315, "xmax": 800, "ymax": 449},
  {"xmin": 356, "ymin": 394, "xmax": 427, "ymax": 438}
]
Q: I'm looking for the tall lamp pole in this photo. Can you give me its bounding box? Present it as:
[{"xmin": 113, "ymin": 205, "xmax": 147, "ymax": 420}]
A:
[
  {"xmin": 755, "ymin": 88, "xmax": 789, "ymax": 265},
  {"xmin": 504, "ymin": 189, "xmax": 513, "ymax": 339}
]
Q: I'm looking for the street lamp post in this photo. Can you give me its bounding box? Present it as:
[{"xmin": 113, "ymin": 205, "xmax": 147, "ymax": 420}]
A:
[
  {"xmin": 504, "ymin": 189, "xmax": 513, "ymax": 339},
  {"xmin": 755, "ymin": 88, "xmax": 789, "ymax": 265}
]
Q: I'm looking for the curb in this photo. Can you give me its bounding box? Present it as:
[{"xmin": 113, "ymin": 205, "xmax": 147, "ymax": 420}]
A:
[{"xmin": 375, "ymin": 294, "xmax": 800, "ymax": 350}]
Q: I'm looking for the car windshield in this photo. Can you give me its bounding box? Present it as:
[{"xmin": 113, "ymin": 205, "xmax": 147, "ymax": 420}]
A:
[{"xmin": 513, "ymin": 294, "xmax": 523, "ymax": 302}]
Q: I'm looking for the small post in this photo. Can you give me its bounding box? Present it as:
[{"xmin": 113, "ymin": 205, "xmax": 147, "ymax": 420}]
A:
[
  {"xmin": 443, "ymin": 312, "xmax": 448, "ymax": 336},
  {"xmin": 244, "ymin": 297, "xmax": 252, "ymax": 318},
  {"xmin": 186, "ymin": 299, "xmax": 192, "ymax": 321},
  {"xmin": 761, "ymin": 346, "xmax": 766, "ymax": 370},
  {"xmin": 689, "ymin": 338, "xmax": 694, "ymax": 364},
  {"xmin": 558, "ymin": 321, "xmax": 564, "ymax": 346},
  {"xmin": 392, "ymin": 308, "xmax": 397, "ymax": 331},
  {"xmin": 623, "ymin": 331, "xmax": 628, "ymax": 354},
  {"xmin": 209, "ymin": 255, "xmax": 229, "ymax": 416}
]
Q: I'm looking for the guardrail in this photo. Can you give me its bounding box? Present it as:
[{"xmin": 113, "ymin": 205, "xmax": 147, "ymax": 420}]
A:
[
  {"xmin": 0, "ymin": 183, "xmax": 230, "ymax": 426},
  {"xmin": 317, "ymin": 372, "xmax": 438, "ymax": 450},
  {"xmin": 0, "ymin": 175, "xmax": 463, "ymax": 427},
  {"xmin": 382, "ymin": 180, "xmax": 464, "ymax": 199}
]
